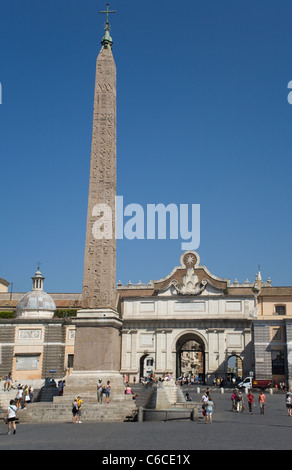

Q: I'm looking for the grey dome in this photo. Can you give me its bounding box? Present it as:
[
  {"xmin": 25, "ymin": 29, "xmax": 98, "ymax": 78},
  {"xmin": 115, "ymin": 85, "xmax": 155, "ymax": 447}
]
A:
[
  {"xmin": 15, "ymin": 268, "xmax": 56, "ymax": 318},
  {"xmin": 16, "ymin": 290, "xmax": 56, "ymax": 312}
]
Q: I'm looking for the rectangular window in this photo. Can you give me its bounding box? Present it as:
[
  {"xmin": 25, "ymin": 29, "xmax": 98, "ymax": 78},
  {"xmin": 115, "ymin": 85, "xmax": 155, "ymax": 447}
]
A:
[
  {"xmin": 271, "ymin": 350, "xmax": 285, "ymax": 375},
  {"xmin": 67, "ymin": 354, "xmax": 74, "ymax": 368},
  {"xmin": 271, "ymin": 327, "xmax": 282, "ymax": 342},
  {"xmin": 275, "ymin": 305, "xmax": 286, "ymax": 315}
]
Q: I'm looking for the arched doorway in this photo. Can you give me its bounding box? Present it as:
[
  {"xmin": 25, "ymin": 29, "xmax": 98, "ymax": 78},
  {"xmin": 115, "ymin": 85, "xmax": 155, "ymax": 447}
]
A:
[
  {"xmin": 140, "ymin": 354, "xmax": 154, "ymax": 379},
  {"xmin": 227, "ymin": 355, "xmax": 243, "ymax": 384},
  {"xmin": 176, "ymin": 333, "xmax": 205, "ymax": 383}
]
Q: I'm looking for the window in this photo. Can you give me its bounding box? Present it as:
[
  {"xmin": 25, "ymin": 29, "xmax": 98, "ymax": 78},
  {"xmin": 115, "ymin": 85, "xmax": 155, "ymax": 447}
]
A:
[
  {"xmin": 271, "ymin": 327, "xmax": 282, "ymax": 342},
  {"xmin": 274, "ymin": 305, "xmax": 286, "ymax": 315},
  {"xmin": 271, "ymin": 350, "xmax": 285, "ymax": 375},
  {"xmin": 67, "ymin": 354, "xmax": 74, "ymax": 368}
]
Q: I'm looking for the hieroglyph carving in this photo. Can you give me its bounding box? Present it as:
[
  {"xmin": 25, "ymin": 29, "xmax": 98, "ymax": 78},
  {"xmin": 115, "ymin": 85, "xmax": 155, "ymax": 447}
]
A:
[{"xmin": 82, "ymin": 46, "xmax": 117, "ymax": 309}]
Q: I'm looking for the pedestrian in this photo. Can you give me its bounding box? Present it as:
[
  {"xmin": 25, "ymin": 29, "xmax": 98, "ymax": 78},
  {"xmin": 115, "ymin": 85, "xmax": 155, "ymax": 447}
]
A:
[
  {"xmin": 15, "ymin": 385, "xmax": 23, "ymax": 409},
  {"xmin": 105, "ymin": 381, "xmax": 111, "ymax": 404},
  {"xmin": 72, "ymin": 398, "xmax": 78, "ymax": 424},
  {"xmin": 58, "ymin": 380, "xmax": 65, "ymax": 396},
  {"xmin": 200, "ymin": 392, "xmax": 208, "ymax": 416},
  {"xmin": 76, "ymin": 396, "xmax": 83, "ymax": 423},
  {"xmin": 23, "ymin": 385, "xmax": 30, "ymax": 408},
  {"xmin": 286, "ymin": 393, "xmax": 292, "ymax": 416},
  {"xmin": 6, "ymin": 400, "xmax": 17, "ymax": 435},
  {"xmin": 236, "ymin": 391, "xmax": 244, "ymax": 412},
  {"xmin": 231, "ymin": 390, "xmax": 237, "ymax": 411},
  {"xmin": 247, "ymin": 391, "xmax": 255, "ymax": 414},
  {"xmin": 97, "ymin": 379, "xmax": 103, "ymax": 403},
  {"xmin": 205, "ymin": 396, "xmax": 215, "ymax": 424},
  {"xmin": 29, "ymin": 385, "xmax": 34, "ymax": 402},
  {"xmin": 259, "ymin": 390, "xmax": 266, "ymax": 414}
]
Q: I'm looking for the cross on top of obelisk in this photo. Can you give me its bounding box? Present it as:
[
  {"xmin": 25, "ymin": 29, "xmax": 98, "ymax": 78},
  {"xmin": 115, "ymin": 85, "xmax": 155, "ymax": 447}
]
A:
[{"xmin": 99, "ymin": 3, "xmax": 116, "ymax": 32}]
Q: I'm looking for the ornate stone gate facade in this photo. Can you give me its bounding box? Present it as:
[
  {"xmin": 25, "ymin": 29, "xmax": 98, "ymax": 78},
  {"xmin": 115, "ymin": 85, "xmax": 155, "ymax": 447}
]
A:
[{"xmin": 119, "ymin": 251, "xmax": 256, "ymax": 383}]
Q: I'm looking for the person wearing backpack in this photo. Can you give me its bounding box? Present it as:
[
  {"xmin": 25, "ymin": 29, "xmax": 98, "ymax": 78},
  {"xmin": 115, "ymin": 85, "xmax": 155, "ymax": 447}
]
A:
[
  {"xmin": 72, "ymin": 398, "xmax": 79, "ymax": 424},
  {"xmin": 97, "ymin": 380, "xmax": 103, "ymax": 404},
  {"xmin": 6, "ymin": 400, "xmax": 17, "ymax": 435}
]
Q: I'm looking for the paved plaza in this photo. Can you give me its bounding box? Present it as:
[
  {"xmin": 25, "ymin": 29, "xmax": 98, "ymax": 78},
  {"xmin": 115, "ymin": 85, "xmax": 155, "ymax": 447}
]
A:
[{"xmin": 1, "ymin": 388, "xmax": 292, "ymax": 451}]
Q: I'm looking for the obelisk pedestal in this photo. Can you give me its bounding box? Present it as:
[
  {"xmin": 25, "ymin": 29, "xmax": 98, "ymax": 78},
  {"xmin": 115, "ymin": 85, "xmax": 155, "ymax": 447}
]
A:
[{"xmin": 65, "ymin": 309, "xmax": 125, "ymax": 399}]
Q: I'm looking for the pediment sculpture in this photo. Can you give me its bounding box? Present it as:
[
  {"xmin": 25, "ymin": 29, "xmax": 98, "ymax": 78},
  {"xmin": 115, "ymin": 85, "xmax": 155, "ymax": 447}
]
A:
[{"xmin": 170, "ymin": 266, "xmax": 208, "ymax": 296}]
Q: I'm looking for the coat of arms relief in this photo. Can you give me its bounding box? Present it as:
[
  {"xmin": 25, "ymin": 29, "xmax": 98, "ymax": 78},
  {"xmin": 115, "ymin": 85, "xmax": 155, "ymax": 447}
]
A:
[{"xmin": 170, "ymin": 253, "xmax": 208, "ymax": 296}]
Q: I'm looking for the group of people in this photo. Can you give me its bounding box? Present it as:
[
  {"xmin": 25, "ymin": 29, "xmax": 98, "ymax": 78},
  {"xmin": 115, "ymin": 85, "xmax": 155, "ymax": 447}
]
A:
[
  {"xmin": 72, "ymin": 396, "xmax": 83, "ymax": 424},
  {"xmin": 71, "ymin": 380, "xmax": 113, "ymax": 423},
  {"xmin": 4, "ymin": 384, "xmax": 34, "ymax": 435},
  {"xmin": 96, "ymin": 380, "xmax": 112, "ymax": 404},
  {"xmin": 213, "ymin": 377, "xmax": 227, "ymax": 387},
  {"xmin": 231, "ymin": 389, "xmax": 267, "ymax": 414},
  {"xmin": 200, "ymin": 388, "xmax": 215, "ymax": 424},
  {"xmin": 15, "ymin": 384, "xmax": 34, "ymax": 409}
]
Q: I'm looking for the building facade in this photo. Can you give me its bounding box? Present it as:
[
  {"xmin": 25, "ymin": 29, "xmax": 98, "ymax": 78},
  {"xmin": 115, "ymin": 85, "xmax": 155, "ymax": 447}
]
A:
[{"xmin": 2, "ymin": 251, "xmax": 291, "ymax": 389}]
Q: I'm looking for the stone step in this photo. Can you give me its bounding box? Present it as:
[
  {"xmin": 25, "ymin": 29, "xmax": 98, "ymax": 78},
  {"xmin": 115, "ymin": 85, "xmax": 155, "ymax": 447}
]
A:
[{"xmin": 8, "ymin": 401, "xmax": 137, "ymax": 423}]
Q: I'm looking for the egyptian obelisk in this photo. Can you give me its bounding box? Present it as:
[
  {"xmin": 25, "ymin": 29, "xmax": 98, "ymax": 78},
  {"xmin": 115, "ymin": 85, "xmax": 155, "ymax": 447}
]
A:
[{"xmin": 65, "ymin": 5, "xmax": 124, "ymax": 399}]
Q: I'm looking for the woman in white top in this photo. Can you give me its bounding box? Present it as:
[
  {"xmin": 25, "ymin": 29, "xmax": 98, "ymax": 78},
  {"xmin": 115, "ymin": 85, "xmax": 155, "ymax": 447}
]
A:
[
  {"xmin": 15, "ymin": 386, "xmax": 23, "ymax": 409},
  {"xmin": 6, "ymin": 400, "xmax": 17, "ymax": 434}
]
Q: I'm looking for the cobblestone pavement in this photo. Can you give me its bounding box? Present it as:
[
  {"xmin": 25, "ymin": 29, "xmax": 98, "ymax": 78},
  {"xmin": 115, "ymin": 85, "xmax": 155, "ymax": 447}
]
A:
[{"xmin": 0, "ymin": 388, "xmax": 291, "ymax": 451}]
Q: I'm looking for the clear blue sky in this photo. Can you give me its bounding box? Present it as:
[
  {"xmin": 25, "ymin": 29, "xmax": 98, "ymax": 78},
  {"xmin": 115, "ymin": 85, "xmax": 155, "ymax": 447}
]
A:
[{"xmin": 1, "ymin": 0, "xmax": 292, "ymax": 293}]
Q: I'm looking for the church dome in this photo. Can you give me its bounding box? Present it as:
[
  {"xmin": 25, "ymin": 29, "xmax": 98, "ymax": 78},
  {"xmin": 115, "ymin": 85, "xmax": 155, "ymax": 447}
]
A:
[{"xmin": 15, "ymin": 268, "xmax": 56, "ymax": 319}]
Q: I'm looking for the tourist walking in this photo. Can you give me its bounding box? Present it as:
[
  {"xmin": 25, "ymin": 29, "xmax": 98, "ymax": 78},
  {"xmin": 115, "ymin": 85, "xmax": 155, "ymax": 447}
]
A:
[
  {"xmin": 247, "ymin": 391, "xmax": 255, "ymax": 414},
  {"xmin": 6, "ymin": 400, "xmax": 17, "ymax": 435},
  {"xmin": 76, "ymin": 396, "xmax": 83, "ymax": 422},
  {"xmin": 97, "ymin": 379, "xmax": 103, "ymax": 403},
  {"xmin": 72, "ymin": 398, "xmax": 78, "ymax": 424},
  {"xmin": 105, "ymin": 381, "xmax": 111, "ymax": 404},
  {"xmin": 200, "ymin": 392, "xmax": 208, "ymax": 416},
  {"xmin": 286, "ymin": 393, "xmax": 292, "ymax": 416},
  {"xmin": 259, "ymin": 391, "xmax": 266, "ymax": 414},
  {"xmin": 236, "ymin": 391, "xmax": 244, "ymax": 412},
  {"xmin": 15, "ymin": 385, "xmax": 23, "ymax": 409},
  {"xmin": 205, "ymin": 396, "xmax": 215, "ymax": 424},
  {"xmin": 231, "ymin": 390, "xmax": 237, "ymax": 411},
  {"xmin": 29, "ymin": 385, "xmax": 34, "ymax": 402},
  {"xmin": 23, "ymin": 385, "xmax": 30, "ymax": 408}
]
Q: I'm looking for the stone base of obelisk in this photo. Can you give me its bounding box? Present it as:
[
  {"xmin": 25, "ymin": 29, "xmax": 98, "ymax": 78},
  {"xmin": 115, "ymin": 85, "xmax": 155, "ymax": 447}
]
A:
[
  {"xmin": 64, "ymin": 371, "xmax": 126, "ymax": 401},
  {"xmin": 64, "ymin": 308, "xmax": 126, "ymax": 401}
]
